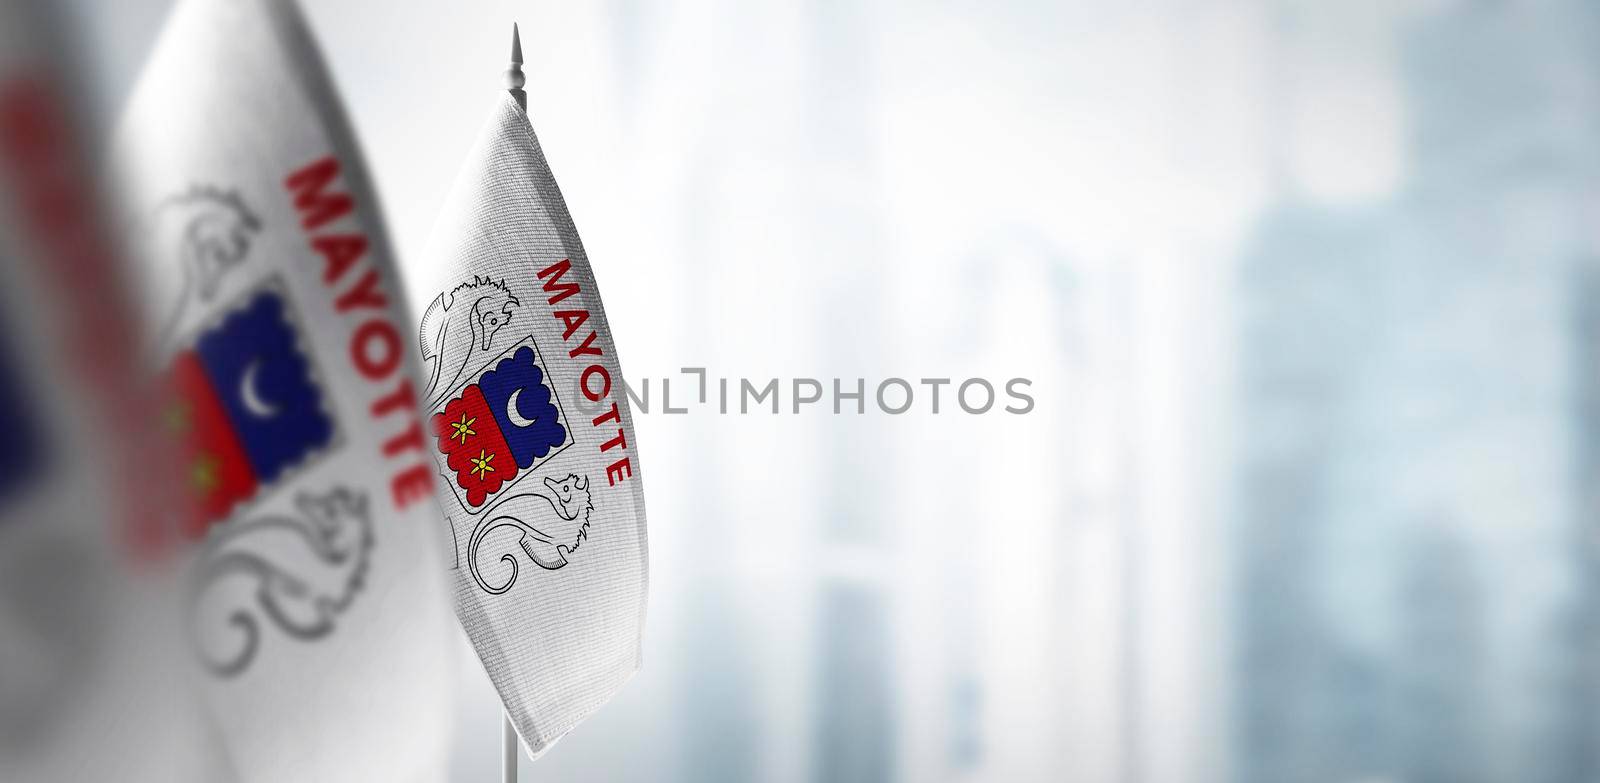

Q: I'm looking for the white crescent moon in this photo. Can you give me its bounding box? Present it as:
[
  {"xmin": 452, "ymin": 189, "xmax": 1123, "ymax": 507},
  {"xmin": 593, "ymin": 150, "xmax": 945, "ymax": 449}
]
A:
[
  {"xmin": 505, "ymin": 388, "xmax": 536, "ymax": 428},
  {"xmin": 239, "ymin": 361, "xmax": 278, "ymax": 419}
]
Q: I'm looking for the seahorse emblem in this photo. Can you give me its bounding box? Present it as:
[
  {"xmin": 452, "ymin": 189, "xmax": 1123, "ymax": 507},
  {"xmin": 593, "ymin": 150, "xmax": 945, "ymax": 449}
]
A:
[
  {"xmin": 419, "ymin": 276, "xmax": 521, "ymax": 407},
  {"xmin": 148, "ymin": 186, "xmax": 262, "ymax": 347},
  {"xmin": 468, "ymin": 474, "xmax": 592, "ymax": 594},
  {"xmin": 188, "ymin": 487, "xmax": 373, "ymax": 678}
]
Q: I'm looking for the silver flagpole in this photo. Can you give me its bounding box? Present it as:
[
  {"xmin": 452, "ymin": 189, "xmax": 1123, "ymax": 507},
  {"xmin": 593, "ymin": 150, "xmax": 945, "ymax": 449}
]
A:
[
  {"xmin": 500, "ymin": 26, "xmax": 525, "ymax": 783},
  {"xmin": 502, "ymin": 712, "xmax": 519, "ymax": 782},
  {"xmin": 508, "ymin": 22, "xmax": 528, "ymax": 113}
]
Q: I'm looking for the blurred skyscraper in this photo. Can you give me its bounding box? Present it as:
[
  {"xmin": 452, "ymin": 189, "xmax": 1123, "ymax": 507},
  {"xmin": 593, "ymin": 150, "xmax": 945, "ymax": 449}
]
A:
[
  {"xmin": 805, "ymin": 3, "xmax": 897, "ymax": 783},
  {"xmin": 1233, "ymin": 1, "xmax": 1600, "ymax": 781}
]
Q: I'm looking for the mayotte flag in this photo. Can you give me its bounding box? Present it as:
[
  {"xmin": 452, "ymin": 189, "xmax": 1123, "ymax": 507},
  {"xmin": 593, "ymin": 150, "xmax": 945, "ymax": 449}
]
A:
[
  {"xmin": 432, "ymin": 344, "xmax": 569, "ymax": 509},
  {"xmin": 163, "ymin": 289, "xmax": 331, "ymax": 536}
]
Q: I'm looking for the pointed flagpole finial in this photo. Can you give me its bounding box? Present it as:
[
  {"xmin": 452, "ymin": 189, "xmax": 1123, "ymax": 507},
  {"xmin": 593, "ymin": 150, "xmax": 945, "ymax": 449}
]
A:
[{"xmin": 507, "ymin": 23, "xmax": 527, "ymax": 112}]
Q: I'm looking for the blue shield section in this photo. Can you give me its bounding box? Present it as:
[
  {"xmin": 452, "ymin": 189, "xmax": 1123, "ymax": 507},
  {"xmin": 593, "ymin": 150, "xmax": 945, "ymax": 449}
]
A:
[
  {"xmin": 477, "ymin": 345, "xmax": 567, "ymax": 469},
  {"xmin": 195, "ymin": 290, "xmax": 331, "ymax": 484},
  {"xmin": 0, "ymin": 329, "xmax": 41, "ymax": 504}
]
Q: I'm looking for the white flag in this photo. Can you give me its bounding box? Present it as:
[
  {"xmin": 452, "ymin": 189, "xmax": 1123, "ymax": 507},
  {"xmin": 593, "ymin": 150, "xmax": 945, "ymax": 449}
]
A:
[
  {"xmin": 420, "ymin": 51, "xmax": 650, "ymax": 756},
  {"xmin": 0, "ymin": 3, "xmax": 215, "ymax": 780},
  {"xmin": 115, "ymin": 0, "xmax": 456, "ymax": 779}
]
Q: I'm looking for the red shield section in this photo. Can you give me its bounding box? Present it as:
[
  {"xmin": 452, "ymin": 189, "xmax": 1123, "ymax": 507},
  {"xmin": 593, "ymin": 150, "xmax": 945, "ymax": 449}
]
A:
[{"xmin": 431, "ymin": 384, "xmax": 518, "ymax": 508}]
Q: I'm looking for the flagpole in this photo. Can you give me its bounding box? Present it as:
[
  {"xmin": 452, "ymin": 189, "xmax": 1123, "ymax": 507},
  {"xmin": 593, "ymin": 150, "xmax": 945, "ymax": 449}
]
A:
[
  {"xmin": 502, "ymin": 712, "xmax": 518, "ymax": 782},
  {"xmin": 507, "ymin": 23, "xmax": 527, "ymax": 113},
  {"xmin": 500, "ymin": 26, "xmax": 525, "ymax": 783}
]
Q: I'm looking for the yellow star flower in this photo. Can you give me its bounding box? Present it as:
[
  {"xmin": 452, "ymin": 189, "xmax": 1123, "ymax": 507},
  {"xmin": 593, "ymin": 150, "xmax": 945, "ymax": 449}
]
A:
[
  {"xmin": 164, "ymin": 400, "xmax": 191, "ymax": 434},
  {"xmin": 470, "ymin": 450, "xmax": 496, "ymax": 480},
  {"xmin": 450, "ymin": 413, "xmax": 477, "ymax": 444},
  {"xmin": 190, "ymin": 454, "xmax": 219, "ymax": 494}
]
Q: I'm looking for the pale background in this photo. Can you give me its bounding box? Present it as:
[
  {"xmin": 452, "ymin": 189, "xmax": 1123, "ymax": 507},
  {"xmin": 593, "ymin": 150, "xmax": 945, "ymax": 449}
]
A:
[{"xmin": 61, "ymin": 1, "xmax": 1600, "ymax": 781}]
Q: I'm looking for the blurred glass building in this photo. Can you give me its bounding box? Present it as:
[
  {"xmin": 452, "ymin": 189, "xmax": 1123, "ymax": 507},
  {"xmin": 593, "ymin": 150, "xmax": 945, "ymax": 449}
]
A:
[{"xmin": 1234, "ymin": 1, "xmax": 1600, "ymax": 781}]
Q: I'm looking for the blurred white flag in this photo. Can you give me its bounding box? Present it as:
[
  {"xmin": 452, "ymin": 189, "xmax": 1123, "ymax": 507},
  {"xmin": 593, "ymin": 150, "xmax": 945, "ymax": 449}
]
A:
[
  {"xmin": 0, "ymin": 4, "xmax": 216, "ymax": 781},
  {"xmin": 115, "ymin": 0, "xmax": 457, "ymax": 779},
  {"xmin": 419, "ymin": 79, "xmax": 650, "ymax": 755}
]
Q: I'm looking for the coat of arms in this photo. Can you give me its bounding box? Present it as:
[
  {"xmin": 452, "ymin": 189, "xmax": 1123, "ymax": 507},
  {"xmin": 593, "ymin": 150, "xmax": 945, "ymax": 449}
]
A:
[{"xmin": 420, "ymin": 277, "xmax": 591, "ymax": 589}]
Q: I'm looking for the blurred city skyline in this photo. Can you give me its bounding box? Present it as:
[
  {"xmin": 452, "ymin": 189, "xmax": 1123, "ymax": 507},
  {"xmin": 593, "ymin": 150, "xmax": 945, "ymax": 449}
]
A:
[{"xmin": 53, "ymin": 0, "xmax": 1593, "ymax": 781}]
